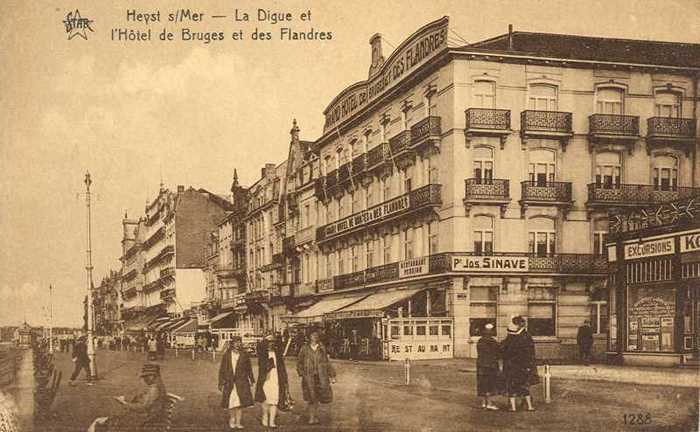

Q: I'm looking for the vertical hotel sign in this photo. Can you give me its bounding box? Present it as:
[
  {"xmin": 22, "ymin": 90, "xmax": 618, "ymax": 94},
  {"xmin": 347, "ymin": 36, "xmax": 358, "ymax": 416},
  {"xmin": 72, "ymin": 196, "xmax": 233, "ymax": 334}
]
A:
[{"xmin": 323, "ymin": 17, "xmax": 450, "ymax": 132}]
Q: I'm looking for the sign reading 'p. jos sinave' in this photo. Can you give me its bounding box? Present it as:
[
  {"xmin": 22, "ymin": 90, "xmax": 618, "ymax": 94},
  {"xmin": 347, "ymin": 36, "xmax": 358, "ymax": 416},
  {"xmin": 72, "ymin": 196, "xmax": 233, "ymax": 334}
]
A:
[
  {"xmin": 323, "ymin": 17, "xmax": 449, "ymax": 132},
  {"xmin": 323, "ymin": 195, "xmax": 410, "ymax": 238},
  {"xmin": 450, "ymin": 255, "xmax": 529, "ymax": 273}
]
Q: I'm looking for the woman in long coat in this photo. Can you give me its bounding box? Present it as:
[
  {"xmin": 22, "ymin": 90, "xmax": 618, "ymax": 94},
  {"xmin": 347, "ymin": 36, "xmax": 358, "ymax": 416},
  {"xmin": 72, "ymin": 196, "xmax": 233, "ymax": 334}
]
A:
[
  {"xmin": 501, "ymin": 316, "xmax": 536, "ymax": 412},
  {"xmin": 219, "ymin": 337, "xmax": 255, "ymax": 430},
  {"xmin": 296, "ymin": 329, "xmax": 336, "ymax": 425},
  {"xmin": 255, "ymin": 333, "xmax": 290, "ymax": 428},
  {"xmin": 476, "ymin": 322, "xmax": 501, "ymax": 410}
]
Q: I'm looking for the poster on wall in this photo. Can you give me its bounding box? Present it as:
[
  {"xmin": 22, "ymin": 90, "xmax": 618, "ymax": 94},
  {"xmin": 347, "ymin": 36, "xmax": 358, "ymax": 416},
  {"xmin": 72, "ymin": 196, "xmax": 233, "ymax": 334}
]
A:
[
  {"xmin": 642, "ymin": 335, "xmax": 660, "ymax": 351},
  {"xmin": 627, "ymin": 286, "xmax": 675, "ymax": 352}
]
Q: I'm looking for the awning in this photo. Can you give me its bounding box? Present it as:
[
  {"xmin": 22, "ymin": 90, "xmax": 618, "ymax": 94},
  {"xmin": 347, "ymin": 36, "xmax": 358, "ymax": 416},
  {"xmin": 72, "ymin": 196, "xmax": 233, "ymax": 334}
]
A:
[
  {"xmin": 148, "ymin": 316, "xmax": 171, "ymax": 332},
  {"xmin": 124, "ymin": 311, "xmax": 165, "ymax": 333},
  {"xmin": 172, "ymin": 319, "xmax": 197, "ymax": 335},
  {"xmin": 282, "ymin": 293, "xmax": 368, "ymax": 324},
  {"xmin": 324, "ymin": 288, "xmax": 424, "ymax": 320},
  {"xmin": 210, "ymin": 312, "xmax": 237, "ymax": 329}
]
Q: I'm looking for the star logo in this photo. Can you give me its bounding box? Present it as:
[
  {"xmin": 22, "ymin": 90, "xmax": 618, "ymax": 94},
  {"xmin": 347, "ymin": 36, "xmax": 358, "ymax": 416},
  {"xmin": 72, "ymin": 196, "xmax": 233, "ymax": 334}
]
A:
[{"xmin": 63, "ymin": 10, "xmax": 94, "ymax": 40}]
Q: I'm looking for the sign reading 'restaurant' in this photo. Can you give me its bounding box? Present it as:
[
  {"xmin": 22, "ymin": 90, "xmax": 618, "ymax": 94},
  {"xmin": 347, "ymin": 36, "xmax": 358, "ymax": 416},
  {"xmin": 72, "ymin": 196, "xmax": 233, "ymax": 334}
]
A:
[
  {"xmin": 623, "ymin": 238, "xmax": 675, "ymax": 260},
  {"xmin": 451, "ymin": 255, "xmax": 529, "ymax": 273},
  {"xmin": 323, "ymin": 17, "xmax": 449, "ymax": 132}
]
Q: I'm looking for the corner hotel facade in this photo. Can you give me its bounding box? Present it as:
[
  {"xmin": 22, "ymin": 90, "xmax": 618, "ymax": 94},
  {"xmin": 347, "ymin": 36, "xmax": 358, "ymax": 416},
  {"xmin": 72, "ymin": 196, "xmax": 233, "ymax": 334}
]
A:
[{"xmin": 277, "ymin": 16, "xmax": 700, "ymax": 361}]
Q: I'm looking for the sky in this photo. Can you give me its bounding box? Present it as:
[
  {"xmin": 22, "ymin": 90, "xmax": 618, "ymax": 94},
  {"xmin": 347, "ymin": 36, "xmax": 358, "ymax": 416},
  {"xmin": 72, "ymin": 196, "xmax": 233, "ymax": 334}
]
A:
[{"xmin": 0, "ymin": 0, "xmax": 698, "ymax": 327}]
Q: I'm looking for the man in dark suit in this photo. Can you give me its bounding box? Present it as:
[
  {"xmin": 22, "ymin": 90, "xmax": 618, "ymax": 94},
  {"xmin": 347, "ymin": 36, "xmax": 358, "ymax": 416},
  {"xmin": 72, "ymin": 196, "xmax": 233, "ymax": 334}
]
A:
[
  {"xmin": 577, "ymin": 320, "xmax": 594, "ymax": 366},
  {"xmin": 69, "ymin": 335, "xmax": 92, "ymax": 385}
]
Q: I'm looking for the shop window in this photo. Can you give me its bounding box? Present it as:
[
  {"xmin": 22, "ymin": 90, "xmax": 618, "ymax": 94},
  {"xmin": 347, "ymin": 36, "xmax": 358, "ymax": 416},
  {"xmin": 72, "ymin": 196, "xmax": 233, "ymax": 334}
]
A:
[
  {"xmin": 390, "ymin": 324, "xmax": 400, "ymax": 339},
  {"xmin": 429, "ymin": 324, "xmax": 439, "ymax": 336},
  {"xmin": 416, "ymin": 321, "xmax": 427, "ymax": 336},
  {"xmin": 473, "ymin": 216, "xmax": 494, "ymax": 255},
  {"xmin": 528, "ymin": 84, "xmax": 558, "ymax": 111},
  {"xmin": 627, "ymin": 285, "xmax": 676, "ymax": 352},
  {"xmin": 469, "ymin": 286, "xmax": 498, "ymax": 337},
  {"xmin": 473, "ymin": 147, "xmax": 494, "ymax": 184},
  {"xmin": 528, "ymin": 217, "xmax": 556, "ymax": 256},
  {"xmin": 596, "ymin": 87, "xmax": 624, "ymax": 114},
  {"xmin": 652, "ymin": 155, "xmax": 678, "ymax": 191},
  {"xmin": 590, "ymin": 301, "xmax": 608, "ymax": 335},
  {"xmin": 528, "ymin": 287, "xmax": 556, "ymax": 337},
  {"xmin": 595, "ymin": 152, "xmax": 621, "ymax": 188},
  {"xmin": 655, "ymin": 90, "xmax": 681, "ymax": 118},
  {"xmin": 441, "ymin": 325, "xmax": 451, "ymax": 337},
  {"xmin": 473, "ymin": 80, "xmax": 496, "ymax": 109},
  {"xmin": 528, "ymin": 149, "xmax": 556, "ymax": 185},
  {"xmin": 403, "ymin": 325, "xmax": 414, "ymax": 336}
]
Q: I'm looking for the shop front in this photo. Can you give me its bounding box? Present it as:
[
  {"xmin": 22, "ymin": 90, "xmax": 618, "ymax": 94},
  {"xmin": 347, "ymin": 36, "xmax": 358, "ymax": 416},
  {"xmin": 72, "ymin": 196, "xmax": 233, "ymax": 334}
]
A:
[{"xmin": 607, "ymin": 196, "xmax": 700, "ymax": 367}]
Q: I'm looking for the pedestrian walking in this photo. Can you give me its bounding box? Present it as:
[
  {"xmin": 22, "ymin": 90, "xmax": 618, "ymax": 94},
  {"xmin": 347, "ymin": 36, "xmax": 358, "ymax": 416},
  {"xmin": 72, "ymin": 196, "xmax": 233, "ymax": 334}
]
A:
[
  {"xmin": 296, "ymin": 328, "xmax": 336, "ymax": 425},
  {"xmin": 476, "ymin": 323, "xmax": 501, "ymax": 410},
  {"xmin": 219, "ymin": 337, "xmax": 255, "ymax": 430},
  {"xmin": 69, "ymin": 335, "xmax": 92, "ymax": 385},
  {"xmin": 349, "ymin": 329, "xmax": 359, "ymax": 361},
  {"xmin": 255, "ymin": 332, "xmax": 290, "ymax": 428},
  {"xmin": 147, "ymin": 337, "xmax": 158, "ymax": 361},
  {"xmin": 502, "ymin": 316, "xmax": 537, "ymax": 412},
  {"xmin": 577, "ymin": 320, "xmax": 594, "ymax": 366}
]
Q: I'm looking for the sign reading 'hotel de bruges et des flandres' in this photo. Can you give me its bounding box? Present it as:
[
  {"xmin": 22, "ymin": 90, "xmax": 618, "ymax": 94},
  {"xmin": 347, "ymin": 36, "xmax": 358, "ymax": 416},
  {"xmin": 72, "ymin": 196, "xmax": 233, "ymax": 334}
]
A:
[{"xmin": 322, "ymin": 16, "xmax": 449, "ymax": 132}]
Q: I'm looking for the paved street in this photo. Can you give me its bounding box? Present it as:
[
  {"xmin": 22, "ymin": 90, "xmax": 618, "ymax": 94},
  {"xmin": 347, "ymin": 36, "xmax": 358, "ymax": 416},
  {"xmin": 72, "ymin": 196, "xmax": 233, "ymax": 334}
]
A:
[{"xmin": 36, "ymin": 350, "xmax": 698, "ymax": 432}]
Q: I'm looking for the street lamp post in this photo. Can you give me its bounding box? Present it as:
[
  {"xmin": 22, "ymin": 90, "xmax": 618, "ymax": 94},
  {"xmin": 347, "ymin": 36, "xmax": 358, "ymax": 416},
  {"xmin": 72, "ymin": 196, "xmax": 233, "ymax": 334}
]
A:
[{"xmin": 84, "ymin": 172, "xmax": 97, "ymax": 380}]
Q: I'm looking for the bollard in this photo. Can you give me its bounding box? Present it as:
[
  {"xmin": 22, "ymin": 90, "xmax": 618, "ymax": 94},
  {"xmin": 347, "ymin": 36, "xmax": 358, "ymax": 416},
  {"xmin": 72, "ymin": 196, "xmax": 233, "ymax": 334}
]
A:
[
  {"xmin": 404, "ymin": 358, "xmax": 411, "ymax": 385},
  {"xmin": 543, "ymin": 363, "xmax": 552, "ymax": 404},
  {"xmin": 212, "ymin": 349, "xmax": 216, "ymax": 362},
  {"xmin": 191, "ymin": 348, "xmax": 195, "ymax": 361},
  {"xmin": 175, "ymin": 346, "xmax": 178, "ymax": 358}
]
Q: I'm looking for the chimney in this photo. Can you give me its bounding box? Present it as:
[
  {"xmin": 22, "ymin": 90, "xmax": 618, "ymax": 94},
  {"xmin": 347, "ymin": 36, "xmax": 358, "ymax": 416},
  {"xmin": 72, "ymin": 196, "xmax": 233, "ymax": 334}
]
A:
[
  {"xmin": 290, "ymin": 118, "xmax": 300, "ymax": 143},
  {"xmin": 177, "ymin": 185, "xmax": 185, "ymax": 193},
  {"xmin": 368, "ymin": 33, "xmax": 385, "ymax": 77},
  {"xmin": 508, "ymin": 24, "xmax": 514, "ymax": 50}
]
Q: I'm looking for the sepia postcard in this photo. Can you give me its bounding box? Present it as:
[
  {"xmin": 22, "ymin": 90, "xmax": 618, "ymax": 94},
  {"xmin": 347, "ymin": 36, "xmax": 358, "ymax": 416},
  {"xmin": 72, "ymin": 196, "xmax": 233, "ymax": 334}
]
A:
[{"xmin": 0, "ymin": 1, "xmax": 699, "ymax": 431}]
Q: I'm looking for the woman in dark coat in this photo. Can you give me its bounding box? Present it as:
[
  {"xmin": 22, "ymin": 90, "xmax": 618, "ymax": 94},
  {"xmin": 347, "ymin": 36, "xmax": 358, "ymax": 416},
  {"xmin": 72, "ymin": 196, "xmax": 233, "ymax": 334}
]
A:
[
  {"xmin": 501, "ymin": 316, "xmax": 536, "ymax": 412},
  {"xmin": 296, "ymin": 329, "xmax": 336, "ymax": 425},
  {"xmin": 476, "ymin": 322, "xmax": 501, "ymax": 410},
  {"xmin": 218, "ymin": 336, "xmax": 255, "ymax": 430},
  {"xmin": 255, "ymin": 332, "xmax": 290, "ymax": 428}
]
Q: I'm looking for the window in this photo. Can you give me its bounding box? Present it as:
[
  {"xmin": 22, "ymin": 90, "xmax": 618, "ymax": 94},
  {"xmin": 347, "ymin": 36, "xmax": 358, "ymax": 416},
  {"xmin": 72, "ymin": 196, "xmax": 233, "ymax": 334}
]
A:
[
  {"xmin": 383, "ymin": 234, "xmax": 392, "ymax": 264},
  {"xmin": 595, "ymin": 152, "xmax": 621, "ymax": 188},
  {"xmin": 326, "ymin": 252, "xmax": 334, "ymax": 278},
  {"xmin": 403, "ymin": 228, "xmax": 415, "ymax": 259},
  {"xmin": 596, "ymin": 87, "xmax": 624, "ymax": 114},
  {"xmin": 403, "ymin": 166, "xmax": 413, "ymax": 193},
  {"xmin": 428, "ymin": 160, "xmax": 439, "ymax": 184},
  {"xmin": 366, "ymin": 184, "xmax": 375, "ymax": 208},
  {"xmin": 528, "ymin": 217, "xmax": 555, "ymax": 256},
  {"xmin": 303, "ymin": 204, "xmax": 310, "ymax": 228},
  {"xmin": 473, "ymin": 216, "xmax": 494, "ymax": 255},
  {"xmin": 383, "ymin": 176, "xmax": 393, "ymax": 201},
  {"xmin": 338, "ymin": 196, "xmax": 346, "ymax": 218},
  {"xmin": 528, "ymin": 84, "xmax": 557, "ymax": 111},
  {"xmin": 362, "ymin": 132, "xmax": 370, "ymax": 153},
  {"xmin": 528, "ymin": 149, "xmax": 556, "ymax": 186},
  {"xmin": 338, "ymin": 249, "xmax": 345, "ymax": 275},
  {"xmin": 473, "ymin": 147, "xmax": 494, "ymax": 184},
  {"xmin": 591, "ymin": 296, "xmax": 608, "ymax": 335},
  {"xmin": 593, "ymin": 218, "xmax": 608, "ymax": 256},
  {"xmin": 351, "ymin": 191, "xmax": 361, "ymax": 214},
  {"xmin": 469, "ymin": 286, "xmax": 498, "ymax": 337},
  {"xmin": 351, "ymin": 246, "xmax": 359, "ymax": 272},
  {"xmin": 528, "ymin": 287, "xmax": 556, "ymax": 337},
  {"xmin": 473, "ymin": 81, "xmax": 495, "ymax": 109},
  {"xmin": 655, "ymin": 91, "xmax": 681, "ymax": 118},
  {"xmin": 428, "ymin": 221, "xmax": 439, "ymax": 255},
  {"xmin": 652, "ymin": 155, "xmax": 678, "ymax": 191},
  {"xmin": 366, "ymin": 240, "xmax": 375, "ymax": 268},
  {"xmin": 324, "ymin": 156, "xmax": 332, "ymax": 176}
]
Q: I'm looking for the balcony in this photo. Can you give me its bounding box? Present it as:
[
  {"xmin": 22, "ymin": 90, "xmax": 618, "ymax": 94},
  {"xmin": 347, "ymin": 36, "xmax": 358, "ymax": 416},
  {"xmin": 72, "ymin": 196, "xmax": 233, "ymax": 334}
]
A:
[
  {"xmin": 316, "ymin": 278, "xmax": 335, "ymax": 292},
  {"xmin": 528, "ymin": 254, "xmax": 608, "ymax": 274},
  {"xmin": 388, "ymin": 130, "xmax": 414, "ymax": 169},
  {"xmin": 520, "ymin": 181, "xmax": 573, "ymax": 216},
  {"xmin": 588, "ymin": 114, "xmax": 639, "ymax": 146},
  {"xmin": 352, "ymin": 154, "xmax": 366, "ymax": 177},
  {"xmin": 122, "ymin": 287, "xmax": 137, "ymax": 299},
  {"xmin": 316, "ymin": 184, "xmax": 442, "ymax": 243},
  {"xmin": 245, "ymin": 289, "xmax": 269, "ymax": 303},
  {"xmin": 333, "ymin": 270, "xmax": 365, "ymax": 291},
  {"xmin": 160, "ymin": 288, "xmax": 175, "ymax": 301},
  {"xmin": 283, "ymin": 236, "xmax": 296, "ymax": 254},
  {"xmin": 325, "ymin": 169, "xmax": 338, "ymax": 188},
  {"xmin": 587, "ymin": 183, "xmax": 700, "ymax": 209},
  {"xmin": 520, "ymin": 110, "xmax": 573, "ymax": 149},
  {"xmin": 464, "ymin": 109, "xmax": 511, "ymax": 148},
  {"xmin": 647, "ymin": 117, "xmax": 697, "ymax": 155},
  {"xmin": 314, "ymin": 177, "xmax": 326, "ymax": 200},
  {"xmin": 410, "ymin": 115, "xmax": 442, "ymax": 152},
  {"xmin": 366, "ymin": 143, "xmax": 392, "ymax": 174},
  {"xmin": 295, "ymin": 225, "xmax": 316, "ymax": 247},
  {"xmin": 160, "ymin": 267, "xmax": 175, "ymax": 279},
  {"xmin": 464, "ymin": 178, "xmax": 510, "ymax": 216},
  {"xmin": 338, "ymin": 163, "xmax": 351, "ymax": 185}
]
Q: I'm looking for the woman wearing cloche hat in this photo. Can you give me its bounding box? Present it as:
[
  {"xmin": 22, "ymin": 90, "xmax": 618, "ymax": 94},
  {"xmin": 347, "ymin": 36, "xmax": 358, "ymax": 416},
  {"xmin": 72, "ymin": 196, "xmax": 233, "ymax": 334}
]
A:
[{"xmin": 476, "ymin": 322, "xmax": 501, "ymax": 410}]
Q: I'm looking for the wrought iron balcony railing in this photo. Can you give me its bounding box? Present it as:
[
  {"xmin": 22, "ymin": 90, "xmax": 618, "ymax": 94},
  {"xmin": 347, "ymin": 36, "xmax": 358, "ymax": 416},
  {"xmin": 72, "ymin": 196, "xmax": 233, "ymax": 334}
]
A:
[
  {"xmin": 316, "ymin": 278, "xmax": 335, "ymax": 292},
  {"xmin": 333, "ymin": 270, "xmax": 365, "ymax": 291},
  {"xmin": 465, "ymin": 108, "xmax": 511, "ymax": 131},
  {"xmin": 389, "ymin": 130, "xmax": 412, "ymax": 156},
  {"xmin": 283, "ymin": 236, "xmax": 296, "ymax": 254},
  {"xmin": 521, "ymin": 181, "xmax": 573, "ymax": 203},
  {"xmin": 160, "ymin": 288, "xmax": 175, "ymax": 301},
  {"xmin": 160, "ymin": 267, "xmax": 175, "ymax": 279},
  {"xmin": 352, "ymin": 154, "xmax": 366, "ymax": 176},
  {"xmin": 295, "ymin": 225, "xmax": 316, "ymax": 246},
  {"xmin": 316, "ymin": 184, "xmax": 442, "ymax": 242},
  {"xmin": 647, "ymin": 117, "xmax": 696, "ymax": 139},
  {"xmin": 528, "ymin": 254, "xmax": 608, "ymax": 274},
  {"xmin": 366, "ymin": 143, "xmax": 391, "ymax": 171},
  {"xmin": 410, "ymin": 116, "xmax": 442, "ymax": 148},
  {"xmin": 314, "ymin": 177, "xmax": 325, "ymax": 199},
  {"xmin": 521, "ymin": 110, "xmax": 573, "ymax": 135},
  {"xmin": 338, "ymin": 163, "xmax": 351, "ymax": 184},
  {"xmin": 587, "ymin": 183, "xmax": 700, "ymax": 206},
  {"xmin": 589, "ymin": 114, "xmax": 639, "ymax": 137},
  {"xmin": 364, "ymin": 262, "xmax": 399, "ymax": 284},
  {"xmin": 464, "ymin": 178, "xmax": 510, "ymax": 201},
  {"xmin": 325, "ymin": 169, "xmax": 338, "ymax": 188}
]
